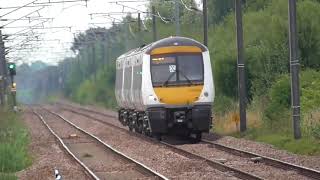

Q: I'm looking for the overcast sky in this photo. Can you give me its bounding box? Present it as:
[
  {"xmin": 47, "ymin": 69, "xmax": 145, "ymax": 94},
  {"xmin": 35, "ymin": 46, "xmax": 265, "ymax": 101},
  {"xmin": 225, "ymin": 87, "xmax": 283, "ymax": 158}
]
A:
[{"xmin": 0, "ymin": 0, "xmax": 201, "ymax": 65}]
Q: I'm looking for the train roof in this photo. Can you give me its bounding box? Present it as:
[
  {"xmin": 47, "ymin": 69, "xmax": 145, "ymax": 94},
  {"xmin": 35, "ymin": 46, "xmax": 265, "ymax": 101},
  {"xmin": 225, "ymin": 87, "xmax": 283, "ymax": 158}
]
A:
[
  {"xmin": 146, "ymin": 36, "xmax": 207, "ymax": 54},
  {"xmin": 116, "ymin": 36, "xmax": 208, "ymax": 60}
]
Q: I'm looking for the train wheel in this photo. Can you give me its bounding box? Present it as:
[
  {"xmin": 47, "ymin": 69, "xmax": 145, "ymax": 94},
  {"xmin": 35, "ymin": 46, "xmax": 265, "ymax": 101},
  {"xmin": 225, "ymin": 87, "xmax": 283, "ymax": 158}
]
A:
[
  {"xmin": 142, "ymin": 128, "xmax": 151, "ymax": 137},
  {"xmin": 152, "ymin": 133, "xmax": 162, "ymax": 141},
  {"xmin": 142, "ymin": 115, "xmax": 151, "ymax": 136},
  {"xmin": 191, "ymin": 132, "xmax": 202, "ymax": 143},
  {"xmin": 128, "ymin": 119, "xmax": 133, "ymax": 131},
  {"xmin": 135, "ymin": 121, "xmax": 143, "ymax": 134}
]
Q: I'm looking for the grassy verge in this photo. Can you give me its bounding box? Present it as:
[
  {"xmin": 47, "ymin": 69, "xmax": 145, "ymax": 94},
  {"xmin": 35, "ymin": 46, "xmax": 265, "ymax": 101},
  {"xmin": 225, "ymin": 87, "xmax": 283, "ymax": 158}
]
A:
[
  {"xmin": 0, "ymin": 108, "xmax": 31, "ymax": 179},
  {"xmin": 213, "ymin": 100, "xmax": 320, "ymax": 156},
  {"xmin": 47, "ymin": 94, "xmax": 61, "ymax": 104},
  {"xmin": 232, "ymin": 129, "xmax": 320, "ymax": 155}
]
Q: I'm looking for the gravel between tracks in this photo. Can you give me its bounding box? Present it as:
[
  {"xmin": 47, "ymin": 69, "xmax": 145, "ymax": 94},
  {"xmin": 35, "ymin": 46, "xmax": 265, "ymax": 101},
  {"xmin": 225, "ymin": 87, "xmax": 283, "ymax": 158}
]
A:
[
  {"xmin": 57, "ymin": 104, "xmax": 314, "ymax": 180},
  {"xmin": 178, "ymin": 143, "xmax": 310, "ymax": 179},
  {"xmin": 52, "ymin": 106, "xmax": 239, "ymax": 180},
  {"xmin": 38, "ymin": 109, "xmax": 156, "ymax": 180},
  {"xmin": 17, "ymin": 109, "xmax": 90, "ymax": 180},
  {"xmin": 59, "ymin": 101, "xmax": 320, "ymax": 172}
]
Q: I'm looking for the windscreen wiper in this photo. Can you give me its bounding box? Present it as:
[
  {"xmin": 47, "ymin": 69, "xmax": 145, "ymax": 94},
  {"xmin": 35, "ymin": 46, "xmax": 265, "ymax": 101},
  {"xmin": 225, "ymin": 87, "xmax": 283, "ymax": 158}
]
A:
[
  {"xmin": 162, "ymin": 71, "xmax": 176, "ymax": 87},
  {"xmin": 178, "ymin": 70, "xmax": 194, "ymax": 85}
]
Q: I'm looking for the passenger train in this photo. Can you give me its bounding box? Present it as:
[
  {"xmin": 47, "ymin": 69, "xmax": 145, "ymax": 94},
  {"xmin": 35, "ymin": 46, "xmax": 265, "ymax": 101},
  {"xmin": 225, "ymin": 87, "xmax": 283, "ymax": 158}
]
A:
[{"xmin": 115, "ymin": 36, "xmax": 214, "ymax": 141}]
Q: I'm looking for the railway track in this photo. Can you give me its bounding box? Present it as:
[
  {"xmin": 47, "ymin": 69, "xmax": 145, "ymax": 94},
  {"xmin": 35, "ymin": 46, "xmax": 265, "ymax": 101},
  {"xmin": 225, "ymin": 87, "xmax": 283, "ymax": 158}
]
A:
[
  {"xmin": 201, "ymin": 140, "xmax": 320, "ymax": 180},
  {"xmin": 54, "ymin": 104, "xmax": 262, "ymax": 179},
  {"xmin": 56, "ymin": 102, "xmax": 320, "ymax": 180},
  {"xmin": 33, "ymin": 107, "xmax": 168, "ymax": 180}
]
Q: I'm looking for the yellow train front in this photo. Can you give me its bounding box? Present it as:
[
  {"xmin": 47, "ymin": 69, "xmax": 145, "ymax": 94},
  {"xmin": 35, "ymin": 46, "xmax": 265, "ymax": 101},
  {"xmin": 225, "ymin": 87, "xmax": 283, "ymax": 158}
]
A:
[{"xmin": 115, "ymin": 37, "xmax": 214, "ymax": 141}]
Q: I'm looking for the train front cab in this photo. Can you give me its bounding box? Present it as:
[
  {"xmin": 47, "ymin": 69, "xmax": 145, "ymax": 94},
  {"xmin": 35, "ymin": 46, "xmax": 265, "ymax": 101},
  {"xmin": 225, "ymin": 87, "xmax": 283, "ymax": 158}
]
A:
[{"xmin": 146, "ymin": 42, "xmax": 213, "ymax": 140}]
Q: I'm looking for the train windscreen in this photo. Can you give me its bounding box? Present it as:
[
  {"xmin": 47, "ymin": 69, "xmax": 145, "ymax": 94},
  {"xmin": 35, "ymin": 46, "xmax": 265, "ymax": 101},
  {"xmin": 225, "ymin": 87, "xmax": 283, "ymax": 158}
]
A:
[{"xmin": 151, "ymin": 54, "xmax": 204, "ymax": 87}]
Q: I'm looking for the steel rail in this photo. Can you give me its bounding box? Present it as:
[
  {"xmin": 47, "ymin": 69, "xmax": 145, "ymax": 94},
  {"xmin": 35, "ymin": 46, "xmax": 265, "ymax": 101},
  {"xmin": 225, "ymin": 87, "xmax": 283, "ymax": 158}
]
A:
[
  {"xmin": 58, "ymin": 105, "xmax": 263, "ymax": 180},
  {"xmin": 56, "ymin": 102, "xmax": 116, "ymax": 118},
  {"xmin": 202, "ymin": 139, "xmax": 320, "ymax": 180},
  {"xmin": 159, "ymin": 141, "xmax": 263, "ymax": 180},
  {"xmin": 32, "ymin": 110, "xmax": 100, "ymax": 180},
  {"xmin": 41, "ymin": 107, "xmax": 169, "ymax": 180},
  {"xmin": 58, "ymin": 102, "xmax": 320, "ymax": 180}
]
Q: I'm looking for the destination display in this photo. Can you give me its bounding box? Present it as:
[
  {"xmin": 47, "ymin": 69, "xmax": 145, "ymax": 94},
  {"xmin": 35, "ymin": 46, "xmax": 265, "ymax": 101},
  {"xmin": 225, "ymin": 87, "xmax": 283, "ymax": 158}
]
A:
[{"xmin": 151, "ymin": 56, "xmax": 175, "ymax": 64}]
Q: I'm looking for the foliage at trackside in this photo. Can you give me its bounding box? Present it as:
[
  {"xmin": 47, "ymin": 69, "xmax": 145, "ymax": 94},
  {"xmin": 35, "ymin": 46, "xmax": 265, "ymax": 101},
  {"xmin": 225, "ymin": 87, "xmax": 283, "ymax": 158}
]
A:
[
  {"xmin": 240, "ymin": 129, "xmax": 320, "ymax": 155},
  {"xmin": 0, "ymin": 108, "xmax": 31, "ymax": 179},
  {"xmin": 210, "ymin": 0, "xmax": 320, "ymax": 151},
  {"xmin": 264, "ymin": 70, "xmax": 320, "ymax": 136},
  {"xmin": 206, "ymin": 0, "xmax": 320, "ymax": 154},
  {"xmin": 71, "ymin": 65, "xmax": 117, "ymax": 108},
  {"xmin": 212, "ymin": 0, "xmax": 320, "ymax": 99}
]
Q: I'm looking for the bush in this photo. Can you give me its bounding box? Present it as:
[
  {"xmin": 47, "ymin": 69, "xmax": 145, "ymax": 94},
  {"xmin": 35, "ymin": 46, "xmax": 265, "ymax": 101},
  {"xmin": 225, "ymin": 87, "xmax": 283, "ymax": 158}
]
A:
[
  {"xmin": 211, "ymin": 0, "xmax": 320, "ymax": 99},
  {"xmin": 311, "ymin": 124, "xmax": 320, "ymax": 139},
  {"xmin": 301, "ymin": 69, "xmax": 320, "ymax": 136},
  {"xmin": 213, "ymin": 95, "xmax": 235, "ymax": 115},
  {"xmin": 263, "ymin": 70, "xmax": 320, "ymax": 136},
  {"xmin": 71, "ymin": 65, "xmax": 117, "ymax": 109},
  {"xmin": 300, "ymin": 70, "xmax": 320, "ymax": 111},
  {"xmin": 208, "ymin": 0, "xmax": 320, "ymax": 155}
]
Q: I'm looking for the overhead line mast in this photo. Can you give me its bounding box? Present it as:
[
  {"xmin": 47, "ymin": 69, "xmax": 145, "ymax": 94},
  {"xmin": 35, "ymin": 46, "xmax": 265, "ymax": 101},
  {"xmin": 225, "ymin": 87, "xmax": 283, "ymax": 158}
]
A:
[
  {"xmin": 175, "ymin": 0, "xmax": 180, "ymax": 36},
  {"xmin": 203, "ymin": 0, "xmax": 208, "ymax": 47},
  {"xmin": 0, "ymin": 30, "xmax": 6, "ymax": 106},
  {"xmin": 152, "ymin": 6, "xmax": 157, "ymax": 42},
  {"xmin": 235, "ymin": 0, "xmax": 247, "ymax": 132},
  {"xmin": 288, "ymin": 0, "xmax": 301, "ymax": 139}
]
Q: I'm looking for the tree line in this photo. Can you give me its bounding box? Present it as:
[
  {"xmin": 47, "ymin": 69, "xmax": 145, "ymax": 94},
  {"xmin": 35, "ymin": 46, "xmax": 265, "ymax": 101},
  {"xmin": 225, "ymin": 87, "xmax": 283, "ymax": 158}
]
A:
[{"xmin": 19, "ymin": 0, "xmax": 320, "ymax": 138}]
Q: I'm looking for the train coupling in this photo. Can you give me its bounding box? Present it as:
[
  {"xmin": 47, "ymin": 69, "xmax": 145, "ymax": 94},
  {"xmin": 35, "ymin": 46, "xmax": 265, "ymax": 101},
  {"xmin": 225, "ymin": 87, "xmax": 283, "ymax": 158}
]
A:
[{"xmin": 174, "ymin": 111, "xmax": 186, "ymax": 123}]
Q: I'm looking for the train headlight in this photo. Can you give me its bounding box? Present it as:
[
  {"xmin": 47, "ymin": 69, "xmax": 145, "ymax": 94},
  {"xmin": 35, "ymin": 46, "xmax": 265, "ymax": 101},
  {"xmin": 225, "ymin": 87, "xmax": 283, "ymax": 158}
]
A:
[
  {"xmin": 204, "ymin": 92, "xmax": 209, "ymax": 97},
  {"xmin": 148, "ymin": 95, "xmax": 157, "ymax": 102}
]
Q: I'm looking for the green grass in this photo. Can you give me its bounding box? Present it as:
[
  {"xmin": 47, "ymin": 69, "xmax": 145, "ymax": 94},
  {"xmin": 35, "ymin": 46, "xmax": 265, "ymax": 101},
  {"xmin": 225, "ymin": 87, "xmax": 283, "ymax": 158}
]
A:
[
  {"xmin": 214, "ymin": 92, "xmax": 320, "ymax": 156},
  {"xmin": 229, "ymin": 128, "xmax": 320, "ymax": 156},
  {"xmin": 0, "ymin": 173, "xmax": 17, "ymax": 180},
  {"xmin": 46, "ymin": 94, "xmax": 65, "ymax": 104},
  {"xmin": 256, "ymin": 134, "xmax": 320, "ymax": 155},
  {"xmin": 0, "ymin": 108, "xmax": 31, "ymax": 178}
]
